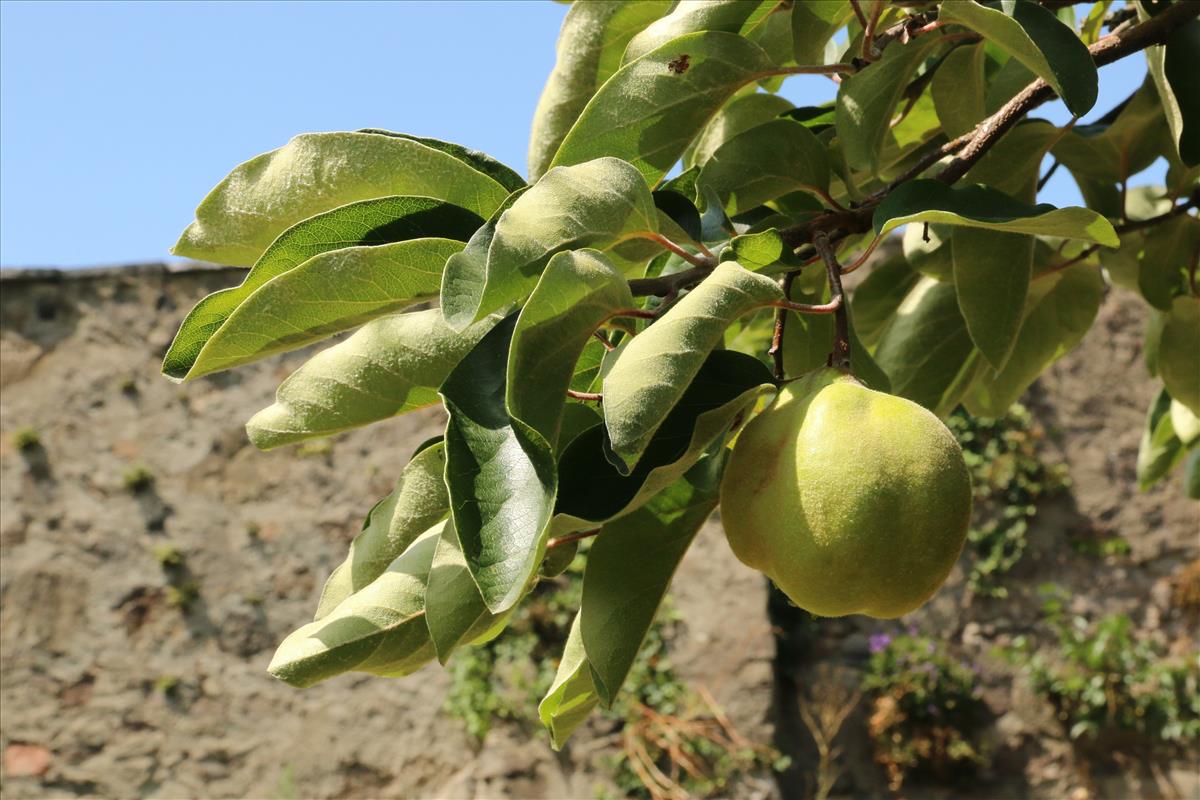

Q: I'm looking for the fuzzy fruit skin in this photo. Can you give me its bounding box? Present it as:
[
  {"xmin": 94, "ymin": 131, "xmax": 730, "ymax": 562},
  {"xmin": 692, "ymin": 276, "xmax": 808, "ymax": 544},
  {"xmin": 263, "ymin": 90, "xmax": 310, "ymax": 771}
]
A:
[{"xmin": 720, "ymin": 368, "xmax": 972, "ymax": 619}]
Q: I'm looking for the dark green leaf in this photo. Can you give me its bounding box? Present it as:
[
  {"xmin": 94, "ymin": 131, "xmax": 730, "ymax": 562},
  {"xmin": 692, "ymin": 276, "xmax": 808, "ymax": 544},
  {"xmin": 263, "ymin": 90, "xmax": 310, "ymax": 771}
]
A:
[
  {"xmin": 684, "ymin": 90, "xmax": 795, "ymax": 169},
  {"xmin": 931, "ymin": 42, "xmax": 988, "ymax": 138},
  {"xmin": 792, "ymin": 0, "xmax": 855, "ymax": 65},
  {"xmin": 952, "ymin": 228, "xmax": 1034, "ymax": 371},
  {"xmin": 699, "ymin": 118, "xmax": 831, "ymax": 214},
  {"xmin": 850, "ymin": 256, "xmax": 921, "ymax": 347}
]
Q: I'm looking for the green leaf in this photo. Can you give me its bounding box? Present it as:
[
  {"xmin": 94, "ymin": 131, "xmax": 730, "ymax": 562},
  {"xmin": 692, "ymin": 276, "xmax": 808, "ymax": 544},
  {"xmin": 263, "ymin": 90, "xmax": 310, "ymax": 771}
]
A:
[
  {"xmin": 964, "ymin": 263, "xmax": 1104, "ymax": 417},
  {"xmin": 314, "ymin": 442, "xmax": 449, "ymax": 619},
  {"xmin": 424, "ymin": 519, "xmax": 508, "ymax": 664},
  {"xmin": 441, "ymin": 315, "xmax": 556, "ymax": 614},
  {"xmin": 1141, "ymin": 4, "xmax": 1200, "ymax": 166},
  {"xmin": 963, "ymin": 119, "xmax": 1060, "ymax": 200},
  {"xmin": 938, "ymin": 0, "xmax": 1097, "ymax": 116},
  {"xmin": 528, "ymin": 1, "xmax": 672, "ymax": 179},
  {"xmin": 441, "ymin": 158, "xmax": 657, "ymax": 330},
  {"xmin": 581, "ymin": 465, "xmax": 720, "ymax": 706},
  {"xmin": 1052, "ymin": 77, "xmax": 1172, "ymax": 183},
  {"xmin": 850, "ymin": 256, "xmax": 921, "ymax": 347},
  {"xmin": 792, "ymin": 0, "xmax": 855, "ymax": 65},
  {"xmin": 623, "ymin": 0, "xmax": 777, "ymax": 63},
  {"xmin": 873, "ymin": 180, "xmax": 1119, "ymax": 245},
  {"xmin": 953, "ymin": 228, "xmax": 1034, "ymax": 371},
  {"xmin": 162, "ymin": 196, "xmax": 484, "ymax": 381},
  {"xmin": 174, "ymin": 132, "xmax": 512, "ymax": 265},
  {"xmin": 1136, "ymin": 388, "xmax": 1186, "ymax": 490},
  {"xmin": 603, "ymin": 262, "xmax": 784, "ymax": 472},
  {"xmin": 361, "ymin": 130, "xmax": 526, "ymax": 193},
  {"xmin": 269, "ymin": 526, "xmax": 441, "ymax": 688},
  {"xmin": 245, "ymin": 310, "xmax": 497, "ymax": 450},
  {"xmin": 781, "ymin": 286, "xmax": 892, "ymax": 392},
  {"xmin": 180, "ymin": 238, "xmax": 464, "ymax": 379},
  {"xmin": 931, "ymin": 42, "xmax": 989, "ymax": 138},
  {"xmin": 902, "ymin": 221, "xmax": 955, "ymax": 281},
  {"xmin": 723, "ymin": 228, "xmax": 804, "ymax": 273},
  {"xmin": 508, "ymin": 249, "xmax": 634, "ymax": 445},
  {"xmin": 874, "ymin": 277, "xmax": 982, "ymax": 415},
  {"xmin": 550, "ymin": 31, "xmax": 775, "ymax": 185},
  {"xmin": 1158, "ymin": 296, "xmax": 1200, "ymax": 416},
  {"xmin": 684, "ymin": 90, "xmax": 795, "ymax": 169},
  {"xmin": 558, "ymin": 351, "xmax": 773, "ymax": 524},
  {"xmin": 698, "ymin": 118, "xmax": 831, "ymax": 214},
  {"xmin": 538, "ymin": 616, "xmax": 600, "ymax": 750},
  {"xmin": 834, "ymin": 34, "xmax": 942, "ymax": 176},
  {"xmin": 1171, "ymin": 399, "xmax": 1200, "ymax": 446},
  {"xmin": 1137, "ymin": 214, "xmax": 1200, "ymax": 311},
  {"xmin": 1185, "ymin": 450, "xmax": 1200, "ymax": 500}
]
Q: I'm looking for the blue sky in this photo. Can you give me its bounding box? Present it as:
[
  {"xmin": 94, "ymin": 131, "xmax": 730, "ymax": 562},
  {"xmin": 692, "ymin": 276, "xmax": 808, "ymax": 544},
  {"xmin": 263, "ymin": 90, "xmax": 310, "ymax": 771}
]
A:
[{"xmin": 0, "ymin": 1, "xmax": 1165, "ymax": 268}]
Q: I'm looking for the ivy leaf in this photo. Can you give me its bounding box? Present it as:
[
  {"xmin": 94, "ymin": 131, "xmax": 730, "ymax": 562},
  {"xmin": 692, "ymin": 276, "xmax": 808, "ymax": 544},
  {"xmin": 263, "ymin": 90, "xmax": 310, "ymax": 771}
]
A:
[
  {"xmin": 246, "ymin": 310, "xmax": 497, "ymax": 450},
  {"xmin": 874, "ymin": 277, "xmax": 982, "ymax": 416},
  {"xmin": 698, "ymin": 118, "xmax": 831, "ymax": 214},
  {"xmin": 550, "ymin": 31, "xmax": 775, "ymax": 185},
  {"xmin": 558, "ymin": 351, "xmax": 773, "ymax": 525},
  {"xmin": 528, "ymin": 1, "xmax": 671, "ymax": 179},
  {"xmin": 1137, "ymin": 214, "xmax": 1200, "ymax": 311},
  {"xmin": 964, "ymin": 263, "xmax": 1104, "ymax": 417},
  {"xmin": 424, "ymin": 519, "xmax": 508, "ymax": 664},
  {"xmin": 623, "ymin": 0, "xmax": 776, "ymax": 64},
  {"xmin": 1052, "ymin": 77, "xmax": 1171, "ymax": 183},
  {"xmin": 953, "ymin": 228, "xmax": 1034, "ymax": 371},
  {"xmin": 173, "ymin": 132, "xmax": 512, "ymax": 266},
  {"xmin": 931, "ymin": 42, "xmax": 989, "ymax": 138},
  {"xmin": 162, "ymin": 197, "xmax": 484, "ymax": 381},
  {"xmin": 938, "ymin": 0, "xmax": 1097, "ymax": 117},
  {"xmin": 508, "ymin": 249, "xmax": 634, "ymax": 445},
  {"xmin": 873, "ymin": 180, "xmax": 1119, "ymax": 245},
  {"xmin": 1157, "ymin": 296, "xmax": 1200, "ymax": 416},
  {"xmin": 684, "ymin": 90, "xmax": 795, "ymax": 169},
  {"xmin": 792, "ymin": 0, "xmax": 856, "ymax": 65},
  {"xmin": 441, "ymin": 158, "xmax": 658, "ymax": 330},
  {"xmin": 834, "ymin": 34, "xmax": 942, "ymax": 176},
  {"xmin": 269, "ymin": 527, "xmax": 441, "ymax": 688},
  {"xmin": 314, "ymin": 441, "xmax": 449, "ymax": 619},
  {"xmin": 441, "ymin": 314, "xmax": 556, "ymax": 614},
  {"xmin": 538, "ymin": 616, "xmax": 600, "ymax": 750},
  {"xmin": 603, "ymin": 262, "xmax": 784, "ymax": 473},
  {"xmin": 1136, "ymin": 388, "xmax": 1187, "ymax": 490},
  {"xmin": 581, "ymin": 463, "xmax": 721, "ymax": 706},
  {"xmin": 850, "ymin": 256, "xmax": 921, "ymax": 347},
  {"xmin": 179, "ymin": 238, "xmax": 464, "ymax": 379}
]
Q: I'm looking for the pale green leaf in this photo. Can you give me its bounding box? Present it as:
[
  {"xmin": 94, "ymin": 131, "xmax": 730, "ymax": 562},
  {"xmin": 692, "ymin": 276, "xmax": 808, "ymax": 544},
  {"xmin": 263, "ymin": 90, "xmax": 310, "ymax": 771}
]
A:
[
  {"xmin": 246, "ymin": 310, "xmax": 496, "ymax": 450},
  {"xmin": 938, "ymin": 0, "xmax": 1097, "ymax": 116},
  {"xmin": 1159, "ymin": 296, "xmax": 1200, "ymax": 416},
  {"xmin": 792, "ymin": 0, "xmax": 855, "ymax": 65},
  {"xmin": 315, "ymin": 441, "xmax": 449, "ymax": 619},
  {"xmin": 684, "ymin": 90, "xmax": 794, "ymax": 169},
  {"xmin": 723, "ymin": 228, "xmax": 803, "ymax": 273},
  {"xmin": 538, "ymin": 616, "xmax": 600, "ymax": 750},
  {"xmin": 174, "ymin": 132, "xmax": 512, "ymax": 265},
  {"xmin": 698, "ymin": 118, "xmax": 831, "ymax": 214},
  {"xmin": 441, "ymin": 158, "xmax": 657, "ymax": 330},
  {"xmin": 851, "ymin": 256, "xmax": 921, "ymax": 347},
  {"xmin": 953, "ymin": 228, "xmax": 1034, "ymax": 371},
  {"xmin": 424, "ymin": 519, "xmax": 509, "ymax": 663},
  {"xmin": 623, "ymin": 0, "xmax": 777, "ymax": 63},
  {"xmin": 1136, "ymin": 388, "xmax": 1186, "ymax": 490},
  {"xmin": 550, "ymin": 31, "xmax": 776, "ymax": 185},
  {"xmin": 931, "ymin": 42, "xmax": 989, "ymax": 138},
  {"xmin": 360, "ymin": 130, "xmax": 526, "ymax": 193}
]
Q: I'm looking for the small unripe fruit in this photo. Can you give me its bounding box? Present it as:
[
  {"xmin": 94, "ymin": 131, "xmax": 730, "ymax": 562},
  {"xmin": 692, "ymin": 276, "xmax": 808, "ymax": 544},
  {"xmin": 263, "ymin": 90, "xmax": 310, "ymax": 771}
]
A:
[{"xmin": 720, "ymin": 368, "xmax": 972, "ymax": 618}]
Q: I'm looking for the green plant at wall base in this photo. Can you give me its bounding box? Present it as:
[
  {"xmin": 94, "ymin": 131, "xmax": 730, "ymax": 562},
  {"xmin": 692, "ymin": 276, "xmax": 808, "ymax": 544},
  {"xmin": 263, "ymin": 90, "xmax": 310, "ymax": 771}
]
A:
[
  {"xmin": 861, "ymin": 631, "xmax": 990, "ymax": 791},
  {"xmin": 162, "ymin": 0, "xmax": 1200, "ymax": 748},
  {"xmin": 12, "ymin": 426, "xmax": 41, "ymax": 452},
  {"xmin": 122, "ymin": 464, "xmax": 155, "ymax": 493},
  {"xmin": 947, "ymin": 404, "xmax": 1068, "ymax": 597},
  {"xmin": 1007, "ymin": 586, "xmax": 1200, "ymax": 743}
]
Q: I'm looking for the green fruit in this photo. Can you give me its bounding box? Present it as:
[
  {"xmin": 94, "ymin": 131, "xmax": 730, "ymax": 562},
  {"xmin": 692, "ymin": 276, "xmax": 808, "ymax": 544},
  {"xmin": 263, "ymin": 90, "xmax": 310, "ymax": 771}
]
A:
[{"xmin": 720, "ymin": 368, "xmax": 972, "ymax": 618}]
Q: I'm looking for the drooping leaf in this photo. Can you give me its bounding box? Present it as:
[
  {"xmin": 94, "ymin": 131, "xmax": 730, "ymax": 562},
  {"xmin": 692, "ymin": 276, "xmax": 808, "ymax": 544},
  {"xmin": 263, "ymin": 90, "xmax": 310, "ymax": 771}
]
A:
[
  {"xmin": 698, "ymin": 118, "xmax": 831, "ymax": 214},
  {"xmin": 581, "ymin": 463, "xmax": 721, "ymax": 706},
  {"xmin": 528, "ymin": 1, "xmax": 672, "ymax": 179},
  {"xmin": 315, "ymin": 442, "xmax": 450, "ymax": 619},
  {"xmin": 684, "ymin": 90, "xmax": 795, "ymax": 169},
  {"xmin": 181, "ymin": 238, "xmax": 464, "ymax": 379},
  {"xmin": 792, "ymin": 0, "xmax": 855, "ymax": 65},
  {"xmin": 623, "ymin": 0, "xmax": 777, "ymax": 63},
  {"xmin": 834, "ymin": 34, "xmax": 943, "ymax": 176},
  {"xmin": 270, "ymin": 527, "xmax": 441, "ymax": 688},
  {"xmin": 441, "ymin": 158, "xmax": 657, "ymax": 330},
  {"xmin": 508, "ymin": 249, "xmax": 634, "ymax": 445},
  {"xmin": 931, "ymin": 42, "xmax": 989, "ymax": 138},
  {"xmin": 850, "ymin": 256, "xmax": 921, "ymax": 347},
  {"xmin": 246, "ymin": 310, "xmax": 497, "ymax": 450},
  {"xmin": 441, "ymin": 315, "xmax": 556, "ymax": 614},
  {"xmin": 874, "ymin": 277, "xmax": 982, "ymax": 416},
  {"xmin": 952, "ymin": 228, "xmax": 1034, "ymax": 371},
  {"xmin": 163, "ymin": 197, "xmax": 484, "ymax": 380},
  {"xmin": 1137, "ymin": 214, "xmax": 1200, "ymax": 311},
  {"xmin": 424, "ymin": 519, "xmax": 508, "ymax": 663},
  {"xmin": 938, "ymin": 0, "xmax": 1098, "ymax": 116},
  {"xmin": 964, "ymin": 263, "xmax": 1104, "ymax": 417},
  {"xmin": 873, "ymin": 180, "xmax": 1119, "ymax": 245},
  {"xmin": 550, "ymin": 31, "xmax": 776, "ymax": 185},
  {"xmin": 1140, "ymin": 2, "xmax": 1200, "ymax": 166},
  {"xmin": 603, "ymin": 262, "xmax": 784, "ymax": 472},
  {"xmin": 1158, "ymin": 295, "xmax": 1200, "ymax": 416},
  {"xmin": 538, "ymin": 616, "xmax": 600, "ymax": 750},
  {"xmin": 558, "ymin": 351, "xmax": 773, "ymax": 525},
  {"xmin": 1136, "ymin": 388, "xmax": 1187, "ymax": 490},
  {"xmin": 173, "ymin": 132, "xmax": 512, "ymax": 265}
]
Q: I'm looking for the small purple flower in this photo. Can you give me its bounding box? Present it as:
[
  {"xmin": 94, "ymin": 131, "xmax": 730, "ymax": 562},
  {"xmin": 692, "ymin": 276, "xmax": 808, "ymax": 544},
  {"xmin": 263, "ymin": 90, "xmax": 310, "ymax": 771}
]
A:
[
  {"xmin": 906, "ymin": 623, "xmax": 919, "ymax": 636},
  {"xmin": 926, "ymin": 641, "xmax": 936, "ymax": 654},
  {"xmin": 869, "ymin": 633, "xmax": 893, "ymax": 653}
]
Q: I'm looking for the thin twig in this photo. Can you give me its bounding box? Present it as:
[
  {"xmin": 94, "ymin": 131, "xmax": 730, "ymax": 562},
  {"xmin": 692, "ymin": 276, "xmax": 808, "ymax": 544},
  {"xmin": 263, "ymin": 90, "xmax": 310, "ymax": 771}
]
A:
[
  {"xmin": 566, "ymin": 389, "xmax": 602, "ymax": 402},
  {"xmin": 770, "ymin": 296, "xmax": 842, "ymax": 315},
  {"xmin": 546, "ymin": 528, "xmax": 600, "ymax": 550},
  {"xmin": 862, "ymin": 0, "xmax": 884, "ymax": 61},
  {"xmin": 768, "ymin": 271, "xmax": 800, "ymax": 381},
  {"xmin": 1037, "ymin": 159, "xmax": 1061, "ymax": 191},
  {"xmin": 638, "ymin": 231, "xmax": 714, "ymax": 268},
  {"xmin": 592, "ymin": 330, "xmax": 615, "ymax": 351},
  {"xmin": 813, "ymin": 232, "xmax": 851, "ymax": 369}
]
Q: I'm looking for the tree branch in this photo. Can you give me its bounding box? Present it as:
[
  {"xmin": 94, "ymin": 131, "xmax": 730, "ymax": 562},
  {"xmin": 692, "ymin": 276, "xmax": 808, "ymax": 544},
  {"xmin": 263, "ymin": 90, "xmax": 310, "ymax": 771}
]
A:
[{"xmin": 814, "ymin": 232, "xmax": 851, "ymax": 369}]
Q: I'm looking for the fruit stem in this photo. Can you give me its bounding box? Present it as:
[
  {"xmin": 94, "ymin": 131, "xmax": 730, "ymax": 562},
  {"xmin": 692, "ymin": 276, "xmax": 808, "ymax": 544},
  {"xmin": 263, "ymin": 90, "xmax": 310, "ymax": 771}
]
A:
[{"xmin": 813, "ymin": 231, "xmax": 852, "ymax": 370}]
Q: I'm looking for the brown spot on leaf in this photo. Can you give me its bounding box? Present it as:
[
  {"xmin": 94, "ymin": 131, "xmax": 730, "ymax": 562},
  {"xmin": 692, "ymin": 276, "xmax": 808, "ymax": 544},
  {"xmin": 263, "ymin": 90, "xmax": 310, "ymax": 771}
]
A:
[{"xmin": 667, "ymin": 54, "xmax": 691, "ymax": 74}]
